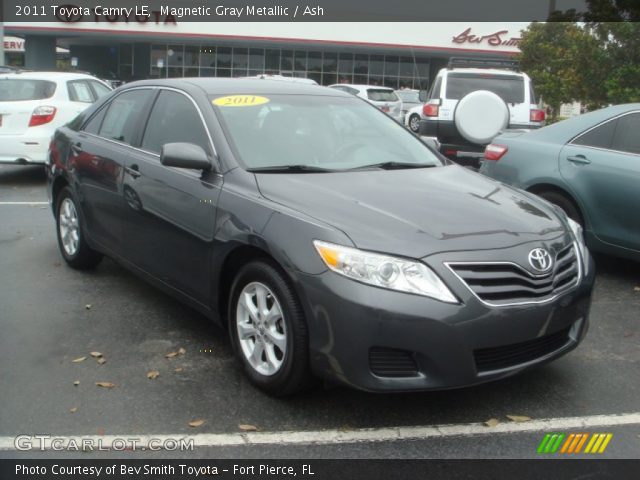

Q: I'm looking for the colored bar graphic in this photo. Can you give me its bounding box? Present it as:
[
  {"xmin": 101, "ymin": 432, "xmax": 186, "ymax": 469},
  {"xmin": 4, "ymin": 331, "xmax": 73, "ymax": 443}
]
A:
[{"xmin": 538, "ymin": 433, "xmax": 613, "ymax": 454}]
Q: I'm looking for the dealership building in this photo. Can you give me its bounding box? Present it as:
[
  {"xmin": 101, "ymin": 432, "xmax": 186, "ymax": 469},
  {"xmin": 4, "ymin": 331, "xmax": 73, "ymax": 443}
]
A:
[{"xmin": 3, "ymin": 22, "xmax": 525, "ymax": 88}]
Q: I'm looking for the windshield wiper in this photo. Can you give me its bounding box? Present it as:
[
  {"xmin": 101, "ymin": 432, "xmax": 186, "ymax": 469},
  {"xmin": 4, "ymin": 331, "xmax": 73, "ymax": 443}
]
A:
[
  {"xmin": 246, "ymin": 165, "xmax": 336, "ymax": 173},
  {"xmin": 349, "ymin": 161, "xmax": 438, "ymax": 171}
]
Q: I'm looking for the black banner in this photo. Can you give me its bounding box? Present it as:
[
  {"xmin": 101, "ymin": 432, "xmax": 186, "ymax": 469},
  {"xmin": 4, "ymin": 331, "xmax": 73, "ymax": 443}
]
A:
[
  {"xmin": 2, "ymin": 0, "xmax": 637, "ymax": 22},
  {"xmin": 1, "ymin": 459, "xmax": 639, "ymax": 480}
]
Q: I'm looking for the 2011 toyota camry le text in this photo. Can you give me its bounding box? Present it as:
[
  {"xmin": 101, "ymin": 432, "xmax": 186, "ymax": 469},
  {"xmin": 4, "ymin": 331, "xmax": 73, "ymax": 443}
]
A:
[{"xmin": 46, "ymin": 79, "xmax": 595, "ymax": 396}]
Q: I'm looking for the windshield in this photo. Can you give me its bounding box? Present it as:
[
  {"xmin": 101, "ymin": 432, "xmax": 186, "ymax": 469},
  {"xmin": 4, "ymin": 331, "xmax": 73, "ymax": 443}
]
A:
[
  {"xmin": 396, "ymin": 90, "xmax": 420, "ymax": 103},
  {"xmin": 446, "ymin": 73, "xmax": 525, "ymax": 104},
  {"xmin": 211, "ymin": 94, "xmax": 443, "ymax": 171},
  {"xmin": 0, "ymin": 79, "xmax": 56, "ymax": 101},
  {"xmin": 366, "ymin": 89, "xmax": 398, "ymax": 102}
]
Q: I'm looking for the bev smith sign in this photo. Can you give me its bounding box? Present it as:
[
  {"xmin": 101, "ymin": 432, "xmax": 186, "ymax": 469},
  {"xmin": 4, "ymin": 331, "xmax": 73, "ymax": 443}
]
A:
[{"xmin": 452, "ymin": 27, "xmax": 521, "ymax": 48}]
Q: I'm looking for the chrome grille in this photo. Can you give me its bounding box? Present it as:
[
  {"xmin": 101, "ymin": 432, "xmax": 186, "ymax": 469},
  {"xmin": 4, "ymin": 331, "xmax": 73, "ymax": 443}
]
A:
[{"xmin": 447, "ymin": 244, "xmax": 580, "ymax": 306}]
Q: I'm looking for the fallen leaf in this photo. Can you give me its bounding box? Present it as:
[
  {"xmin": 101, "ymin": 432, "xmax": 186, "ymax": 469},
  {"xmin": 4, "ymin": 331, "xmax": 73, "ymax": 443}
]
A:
[
  {"xmin": 174, "ymin": 367, "xmax": 183, "ymax": 373},
  {"xmin": 178, "ymin": 347, "xmax": 186, "ymax": 355},
  {"xmin": 97, "ymin": 358, "xmax": 107, "ymax": 365},
  {"xmin": 69, "ymin": 407, "xmax": 78, "ymax": 413},
  {"xmin": 90, "ymin": 352, "xmax": 103, "ymax": 358},
  {"xmin": 623, "ymin": 331, "xmax": 634, "ymax": 338},
  {"xmin": 72, "ymin": 356, "xmax": 87, "ymax": 363},
  {"xmin": 506, "ymin": 415, "xmax": 531, "ymax": 423},
  {"xmin": 189, "ymin": 419, "xmax": 205, "ymax": 428},
  {"xmin": 95, "ymin": 382, "xmax": 116, "ymax": 389},
  {"xmin": 484, "ymin": 418, "xmax": 500, "ymax": 427},
  {"xmin": 85, "ymin": 304, "xmax": 92, "ymax": 310},
  {"xmin": 239, "ymin": 424, "xmax": 258, "ymax": 432},
  {"xmin": 73, "ymin": 380, "xmax": 80, "ymax": 386},
  {"xmin": 165, "ymin": 351, "xmax": 179, "ymax": 358},
  {"xmin": 147, "ymin": 370, "xmax": 160, "ymax": 379}
]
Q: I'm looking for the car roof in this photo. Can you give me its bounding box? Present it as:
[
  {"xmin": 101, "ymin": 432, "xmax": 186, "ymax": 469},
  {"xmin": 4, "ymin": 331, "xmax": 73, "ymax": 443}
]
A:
[
  {"xmin": 443, "ymin": 68, "xmax": 527, "ymax": 77},
  {"xmin": 329, "ymin": 84, "xmax": 393, "ymax": 90},
  {"xmin": 0, "ymin": 71, "xmax": 101, "ymax": 81},
  {"xmin": 124, "ymin": 78, "xmax": 350, "ymax": 97},
  {"xmin": 504, "ymin": 104, "xmax": 640, "ymax": 143}
]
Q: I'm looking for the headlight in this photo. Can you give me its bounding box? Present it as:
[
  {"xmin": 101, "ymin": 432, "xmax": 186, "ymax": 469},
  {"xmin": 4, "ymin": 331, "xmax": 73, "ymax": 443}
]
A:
[
  {"xmin": 567, "ymin": 218, "xmax": 589, "ymax": 276},
  {"xmin": 313, "ymin": 240, "xmax": 458, "ymax": 303}
]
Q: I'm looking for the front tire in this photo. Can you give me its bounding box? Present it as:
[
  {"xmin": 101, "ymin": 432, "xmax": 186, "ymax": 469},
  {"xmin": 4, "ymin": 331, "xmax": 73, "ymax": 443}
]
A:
[
  {"xmin": 55, "ymin": 187, "xmax": 103, "ymax": 269},
  {"xmin": 408, "ymin": 114, "xmax": 420, "ymax": 133},
  {"xmin": 537, "ymin": 190, "xmax": 583, "ymax": 226},
  {"xmin": 229, "ymin": 260, "xmax": 312, "ymax": 396}
]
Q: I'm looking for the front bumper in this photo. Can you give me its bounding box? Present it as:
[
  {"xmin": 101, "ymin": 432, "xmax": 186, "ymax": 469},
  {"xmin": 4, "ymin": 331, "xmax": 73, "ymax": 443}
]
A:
[
  {"xmin": 297, "ymin": 250, "xmax": 594, "ymax": 392},
  {"xmin": 0, "ymin": 134, "xmax": 50, "ymax": 164}
]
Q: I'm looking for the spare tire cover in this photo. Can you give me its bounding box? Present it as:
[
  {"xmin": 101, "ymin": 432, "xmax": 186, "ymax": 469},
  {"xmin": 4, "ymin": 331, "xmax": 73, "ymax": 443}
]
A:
[{"xmin": 454, "ymin": 90, "xmax": 509, "ymax": 144}]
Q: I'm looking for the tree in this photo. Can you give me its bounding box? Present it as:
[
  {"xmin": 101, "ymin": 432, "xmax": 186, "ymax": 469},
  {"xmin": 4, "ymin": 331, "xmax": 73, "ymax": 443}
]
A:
[{"xmin": 516, "ymin": 22, "xmax": 603, "ymax": 121}]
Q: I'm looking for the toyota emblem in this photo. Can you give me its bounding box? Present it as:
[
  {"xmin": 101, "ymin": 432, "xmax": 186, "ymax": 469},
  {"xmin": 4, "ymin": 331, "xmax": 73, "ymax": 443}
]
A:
[{"xmin": 528, "ymin": 248, "xmax": 553, "ymax": 272}]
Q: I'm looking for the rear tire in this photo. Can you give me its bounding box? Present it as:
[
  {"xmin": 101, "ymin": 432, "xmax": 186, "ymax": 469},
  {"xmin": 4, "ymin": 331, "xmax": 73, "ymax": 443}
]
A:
[
  {"xmin": 408, "ymin": 114, "xmax": 420, "ymax": 133},
  {"xmin": 537, "ymin": 190, "xmax": 583, "ymax": 226},
  {"xmin": 228, "ymin": 260, "xmax": 313, "ymax": 396},
  {"xmin": 55, "ymin": 187, "xmax": 103, "ymax": 269}
]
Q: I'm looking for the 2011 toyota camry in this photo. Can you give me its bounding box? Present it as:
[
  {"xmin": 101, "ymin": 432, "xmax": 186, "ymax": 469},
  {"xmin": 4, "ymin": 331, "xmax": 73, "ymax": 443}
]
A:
[{"xmin": 46, "ymin": 79, "xmax": 594, "ymax": 396}]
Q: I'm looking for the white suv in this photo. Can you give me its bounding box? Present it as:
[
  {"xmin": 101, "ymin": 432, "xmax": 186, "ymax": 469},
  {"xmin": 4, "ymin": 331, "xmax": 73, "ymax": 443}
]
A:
[
  {"xmin": 328, "ymin": 84, "xmax": 403, "ymax": 123},
  {"xmin": 419, "ymin": 58, "xmax": 545, "ymax": 167}
]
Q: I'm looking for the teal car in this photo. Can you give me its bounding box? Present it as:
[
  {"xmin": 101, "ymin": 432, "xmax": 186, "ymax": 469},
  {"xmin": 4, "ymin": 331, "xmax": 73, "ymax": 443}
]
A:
[{"xmin": 480, "ymin": 104, "xmax": 640, "ymax": 262}]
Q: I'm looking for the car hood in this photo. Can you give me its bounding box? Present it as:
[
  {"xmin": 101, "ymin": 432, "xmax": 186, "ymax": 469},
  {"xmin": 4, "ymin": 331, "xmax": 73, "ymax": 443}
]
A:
[{"xmin": 256, "ymin": 165, "xmax": 565, "ymax": 259}]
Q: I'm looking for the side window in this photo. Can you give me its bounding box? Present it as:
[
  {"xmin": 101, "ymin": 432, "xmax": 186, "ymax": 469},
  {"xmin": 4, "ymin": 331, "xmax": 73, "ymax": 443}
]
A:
[
  {"xmin": 98, "ymin": 90, "xmax": 152, "ymax": 145},
  {"xmin": 83, "ymin": 107, "xmax": 107, "ymax": 135},
  {"xmin": 141, "ymin": 90, "xmax": 210, "ymax": 155},
  {"xmin": 572, "ymin": 119, "xmax": 617, "ymax": 149},
  {"xmin": 89, "ymin": 80, "xmax": 112, "ymax": 100},
  {"xmin": 612, "ymin": 113, "xmax": 640, "ymax": 155},
  {"xmin": 429, "ymin": 77, "xmax": 442, "ymax": 99},
  {"xmin": 68, "ymin": 80, "xmax": 94, "ymax": 103}
]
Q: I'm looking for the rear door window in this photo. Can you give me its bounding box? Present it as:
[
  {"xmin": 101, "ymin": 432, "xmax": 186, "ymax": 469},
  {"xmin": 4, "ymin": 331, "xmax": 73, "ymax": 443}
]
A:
[
  {"xmin": 367, "ymin": 89, "xmax": 398, "ymax": 102},
  {"xmin": 445, "ymin": 73, "xmax": 525, "ymax": 103},
  {"xmin": 88, "ymin": 80, "xmax": 112, "ymax": 100},
  {"xmin": 68, "ymin": 80, "xmax": 95, "ymax": 103},
  {"xmin": 0, "ymin": 79, "xmax": 56, "ymax": 101},
  {"xmin": 572, "ymin": 119, "xmax": 617, "ymax": 149},
  {"xmin": 612, "ymin": 113, "xmax": 640, "ymax": 155},
  {"xmin": 98, "ymin": 90, "xmax": 152, "ymax": 145},
  {"xmin": 141, "ymin": 90, "xmax": 210, "ymax": 155},
  {"xmin": 428, "ymin": 77, "xmax": 442, "ymax": 99}
]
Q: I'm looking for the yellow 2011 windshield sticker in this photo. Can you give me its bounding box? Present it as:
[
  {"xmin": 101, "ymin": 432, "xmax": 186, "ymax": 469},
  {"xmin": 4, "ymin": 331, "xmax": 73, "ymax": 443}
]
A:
[{"xmin": 212, "ymin": 95, "xmax": 270, "ymax": 107}]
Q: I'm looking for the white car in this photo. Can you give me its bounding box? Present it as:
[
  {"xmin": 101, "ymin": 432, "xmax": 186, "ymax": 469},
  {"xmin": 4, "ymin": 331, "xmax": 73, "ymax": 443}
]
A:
[
  {"xmin": 404, "ymin": 103, "xmax": 425, "ymax": 133},
  {"xmin": 0, "ymin": 72, "xmax": 112, "ymax": 165},
  {"xmin": 328, "ymin": 84, "xmax": 403, "ymax": 122}
]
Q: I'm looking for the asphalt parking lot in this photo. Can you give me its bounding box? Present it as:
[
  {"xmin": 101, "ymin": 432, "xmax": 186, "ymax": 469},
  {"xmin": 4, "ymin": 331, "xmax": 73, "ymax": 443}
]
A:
[{"xmin": 0, "ymin": 164, "xmax": 639, "ymax": 459}]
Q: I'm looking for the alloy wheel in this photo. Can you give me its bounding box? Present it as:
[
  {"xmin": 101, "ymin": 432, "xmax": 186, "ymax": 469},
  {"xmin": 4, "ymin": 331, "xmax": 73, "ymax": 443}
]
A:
[{"xmin": 59, "ymin": 197, "xmax": 80, "ymax": 256}]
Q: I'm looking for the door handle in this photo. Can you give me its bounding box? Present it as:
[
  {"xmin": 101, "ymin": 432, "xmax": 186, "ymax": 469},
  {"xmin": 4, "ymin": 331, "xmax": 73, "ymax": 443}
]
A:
[
  {"xmin": 70, "ymin": 142, "xmax": 83, "ymax": 156},
  {"xmin": 567, "ymin": 155, "xmax": 591, "ymax": 165},
  {"xmin": 125, "ymin": 164, "xmax": 141, "ymax": 178}
]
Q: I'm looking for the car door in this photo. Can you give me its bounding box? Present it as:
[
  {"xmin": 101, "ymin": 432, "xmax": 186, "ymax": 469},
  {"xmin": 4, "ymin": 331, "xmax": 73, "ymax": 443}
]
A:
[
  {"xmin": 72, "ymin": 88, "xmax": 154, "ymax": 254},
  {"xmin": 559, "ymin": 111, "xmax": 640, "ymax": 251},
  {"xmin": 121, "ymin": 88, "xmax": 222, "ymax": 304}
]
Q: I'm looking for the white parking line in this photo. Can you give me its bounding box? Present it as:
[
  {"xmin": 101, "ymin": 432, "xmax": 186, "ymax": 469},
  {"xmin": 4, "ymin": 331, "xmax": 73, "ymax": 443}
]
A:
[
  {"xmin": 0, "ymin": 412, "xmax": 638, "ymax": 450},
  {"xmin": 0, "ymin": 201, "xmax": 49, "ymax": 205}
]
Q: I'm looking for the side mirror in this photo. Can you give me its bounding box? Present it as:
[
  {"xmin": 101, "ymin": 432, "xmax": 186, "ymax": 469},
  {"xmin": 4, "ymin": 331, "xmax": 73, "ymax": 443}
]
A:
[
  {"xmin": 418, "ymin": 90, "xmax": 429, "ymax": 102},
  {"xmin": 160, "ymin": 143, "xmax": 211, "ymax": 171}
]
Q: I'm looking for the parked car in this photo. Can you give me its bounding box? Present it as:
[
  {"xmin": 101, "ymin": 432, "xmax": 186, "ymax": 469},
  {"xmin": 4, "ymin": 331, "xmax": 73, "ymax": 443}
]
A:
[
  {"xmin": 419, "ymin": 57, "xmax": 545, "ymax": 168},
  {"xmin": 0, "ymin": 65, "xmax": 21, "ymax": 74},
  {"xmin": 0, "ymin": 72, "xmax": 112, "ymax": 165},
  {"xmin": 481, "ymin": 104, "xmax": 640, "ymax": 262},
  {"xmin": 328, "ymin": 84, "xmax": 403, "ymax": 122},
  {"xmin": 47, "ymin": 79, "xmax": 594, "ymax": 396},
  {"xmin": 396, "ymin": 88, "xmax": 421, "ymax": 115},
  {"xmin": 243, "ymin": 74, "xmax": 319, "ymax": 85},
  {"xmin": 405, "ymin": 103, "xmax": 425, "ymax": 133}
]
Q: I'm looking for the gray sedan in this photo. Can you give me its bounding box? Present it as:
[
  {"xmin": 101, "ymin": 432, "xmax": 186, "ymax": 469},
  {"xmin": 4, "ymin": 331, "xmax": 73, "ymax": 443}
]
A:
[{"xmin": 481, "ymin": 104, "xmax": 640, "ymax": 262}]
